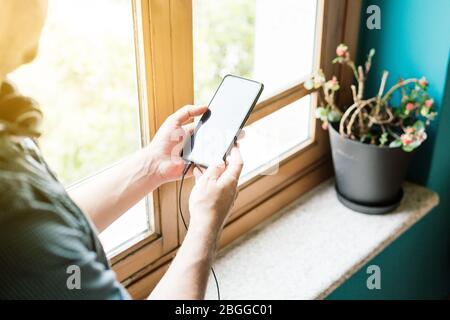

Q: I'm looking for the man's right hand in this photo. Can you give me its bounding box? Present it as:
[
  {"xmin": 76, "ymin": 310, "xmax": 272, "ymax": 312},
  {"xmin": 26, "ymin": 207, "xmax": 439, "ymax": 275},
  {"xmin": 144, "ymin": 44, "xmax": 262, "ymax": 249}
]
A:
[
  {"xmin": 188, "ymin": 147, "xmax": 244, "ymax": 236},
  {"xmin": 150, "ymin": 146, "xmax": 243, "ymax": 300}
]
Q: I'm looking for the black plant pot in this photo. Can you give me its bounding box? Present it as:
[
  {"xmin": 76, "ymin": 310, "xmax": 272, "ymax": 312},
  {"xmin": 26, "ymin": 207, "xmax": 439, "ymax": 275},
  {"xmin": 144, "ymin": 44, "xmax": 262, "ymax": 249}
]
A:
[{"xmin": 329, "ymin": 124, "xmax": 413, "ymax": 214}]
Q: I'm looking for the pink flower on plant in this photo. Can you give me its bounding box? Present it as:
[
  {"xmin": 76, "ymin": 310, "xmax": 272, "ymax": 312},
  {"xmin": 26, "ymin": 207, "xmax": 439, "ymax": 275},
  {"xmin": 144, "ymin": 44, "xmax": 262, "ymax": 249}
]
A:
[
  {"xmin": 425, "ymin": 99, "xmax": 434, "ymax": 108},
  {"xmin": 416, "ymin": 130, "xmax": 427, "ymax": 142},
  {"xmin": 330, "ymin": 76, "xmax": 338, "ymax": 86},
  {"xmin": 322, "ymin": 122, "xmax": 329, "ymax": 130},
  {"xmin": 405, "ymin": 127, "xmax": 415, "ymax": 135},
  {"xmin": 401, "ymin": 126, "xmax": 427, "ymax": 147},
  {"xmin": 401, "ymin": 134, "xmax": 413, "ymax": 145},
  {"xmin": 406, "ymin": 103, "xmax": 415, "ymax": 112},
  {"xmin": 326, "ymin": 76, "xmax": 340, "ymax": 91},
  {"xmin": 336, "ymin": 44, "xmax": 348, "ymax": 57},
  {"xmin": 419, "ymin": 77, "xmax": 428, "ymax": 87},
  {"xmin": 314, "ymin": 71, "xmax": 326, "ymax": 88}
]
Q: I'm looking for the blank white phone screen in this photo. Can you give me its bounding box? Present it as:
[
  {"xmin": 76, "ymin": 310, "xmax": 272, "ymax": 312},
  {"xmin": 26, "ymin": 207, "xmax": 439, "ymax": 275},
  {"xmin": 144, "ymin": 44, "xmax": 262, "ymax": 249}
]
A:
[{"xmin": 183, "ymin": 75, "xmax": 263, "ymax": 167}]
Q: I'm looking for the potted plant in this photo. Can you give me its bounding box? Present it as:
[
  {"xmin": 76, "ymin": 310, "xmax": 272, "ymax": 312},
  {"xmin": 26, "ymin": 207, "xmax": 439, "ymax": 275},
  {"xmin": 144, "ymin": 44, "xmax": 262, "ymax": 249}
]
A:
[{"xmin": 305, "ymin": 44, "xmax": 437, "ymax": 214}]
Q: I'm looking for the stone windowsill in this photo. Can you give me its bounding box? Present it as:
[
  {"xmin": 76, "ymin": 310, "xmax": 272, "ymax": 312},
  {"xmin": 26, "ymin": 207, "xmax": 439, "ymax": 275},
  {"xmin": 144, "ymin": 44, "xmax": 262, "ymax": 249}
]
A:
[{"xmin": 205, "ymin": 179, "xmax": 439, "ymax": 300}]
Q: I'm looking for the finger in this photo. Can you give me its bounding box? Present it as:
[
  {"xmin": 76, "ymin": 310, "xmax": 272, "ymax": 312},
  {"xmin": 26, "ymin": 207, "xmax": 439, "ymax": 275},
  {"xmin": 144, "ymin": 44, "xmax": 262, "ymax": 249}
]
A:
[
  {"xmin": 197, "ymin": 165, "xmax": 206, "ymax": 174},
  {"xmin": 172, "ymin": 123, "xmax": 196, "ymax": 159},
  {"xmin": 204, "ymin": 162, "xmax": 226, "ymax": 180},
  {"xmin": 193, "ymin": 167, "xmax": 203, "ymax": 181},
  {"xmin": 171, "ymin": 131, "xmax": 186, "ymax": 156},
  {"xmin": 182, "ymin": 163, "xmax": 197, "ymax": 179},
  {"xmin": 183, "ymin": 122, "xmax": 196, "ymax": 136},
  {"xmin": 171, "ymin": 105, "xmax": 208, "ymax": 126},
  {"xmin": 221, "ymin": 147, "xmax": 244, "ymax": 182}
]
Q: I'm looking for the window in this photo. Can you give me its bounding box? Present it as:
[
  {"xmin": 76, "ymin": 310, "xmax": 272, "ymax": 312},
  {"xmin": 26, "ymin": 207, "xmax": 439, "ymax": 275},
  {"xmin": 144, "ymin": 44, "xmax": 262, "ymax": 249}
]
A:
[
  {"xmin": 240, "ymin": 96, "xmax": 312, "ymax": 179},
  {"xmin": 10, "ymin": 0, "xmax": 153, "ymax": 255},
  {"xmin": 123, "ymin": 0, "xmax": 362, "ymax": 299},
  {"xmin": 11, "ymin": 0, "xmax": 363, "ymax": 298},
  {"xmin": 191, "ymin": 0, "xmax": 323, "ymax": 226},
  {"xmin": 193, "ymin": 0, "xmax": 317, "ymax": 101},
  {"xmin": 193, "ymin": 0, "xmax": 318, "ymax": 182}
]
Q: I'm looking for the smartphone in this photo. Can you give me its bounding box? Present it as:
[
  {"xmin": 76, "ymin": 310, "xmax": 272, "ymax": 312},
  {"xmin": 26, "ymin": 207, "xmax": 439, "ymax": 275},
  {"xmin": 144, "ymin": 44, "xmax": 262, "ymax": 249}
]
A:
[{"xmin": 182, "ymin": 75, "xmax": 264, "ymax": 168}]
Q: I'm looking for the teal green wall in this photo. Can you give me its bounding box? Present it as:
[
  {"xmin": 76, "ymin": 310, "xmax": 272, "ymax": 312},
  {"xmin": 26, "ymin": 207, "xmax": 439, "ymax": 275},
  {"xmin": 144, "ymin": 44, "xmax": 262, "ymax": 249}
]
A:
[{"xmin": 328, "ymin": 0, "xmax": 450, "ymax": 299}]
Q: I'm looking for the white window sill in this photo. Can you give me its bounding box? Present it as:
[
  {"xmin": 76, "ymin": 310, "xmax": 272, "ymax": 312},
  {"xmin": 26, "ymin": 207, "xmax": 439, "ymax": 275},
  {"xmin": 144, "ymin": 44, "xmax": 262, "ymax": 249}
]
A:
[{"xmin": 206, "ymin": 179, "xmax": 439, "ymax": 300}]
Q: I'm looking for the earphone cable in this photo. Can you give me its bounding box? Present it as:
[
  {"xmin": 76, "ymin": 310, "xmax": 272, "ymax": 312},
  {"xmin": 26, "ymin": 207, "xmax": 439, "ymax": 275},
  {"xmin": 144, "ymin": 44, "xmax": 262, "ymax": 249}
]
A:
[{"xmin": 179, "ymin": 162, "xmax": 221, "ymax": 300}]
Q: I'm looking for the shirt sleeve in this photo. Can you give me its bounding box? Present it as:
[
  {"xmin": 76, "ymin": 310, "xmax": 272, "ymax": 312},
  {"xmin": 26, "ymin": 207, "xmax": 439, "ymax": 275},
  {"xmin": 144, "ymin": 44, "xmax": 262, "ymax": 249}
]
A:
[{"xmin": 0, "ymin": 202, "xmax": 130, "ymax": 300}]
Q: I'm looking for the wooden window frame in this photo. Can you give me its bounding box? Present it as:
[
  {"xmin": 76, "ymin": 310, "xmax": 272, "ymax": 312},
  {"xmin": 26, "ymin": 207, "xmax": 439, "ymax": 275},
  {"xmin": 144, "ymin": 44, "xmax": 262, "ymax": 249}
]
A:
[{"xmin": 107, "ymin": 0, "xmax": 362, "ymax": 298}]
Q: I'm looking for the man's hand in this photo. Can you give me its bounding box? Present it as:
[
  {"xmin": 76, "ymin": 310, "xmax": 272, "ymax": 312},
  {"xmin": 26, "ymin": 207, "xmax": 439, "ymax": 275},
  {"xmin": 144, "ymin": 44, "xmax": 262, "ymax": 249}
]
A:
[
  {"xmin": 189, "ymin": 147, "xmax": 244, "ymax": 235},
  {"xmin": 148, "ymin": 105, "xmax": 208, "ymax": 185},
  {"xmin": 149, "ymin": 147, "xmax": 243, "ymax": 300}
]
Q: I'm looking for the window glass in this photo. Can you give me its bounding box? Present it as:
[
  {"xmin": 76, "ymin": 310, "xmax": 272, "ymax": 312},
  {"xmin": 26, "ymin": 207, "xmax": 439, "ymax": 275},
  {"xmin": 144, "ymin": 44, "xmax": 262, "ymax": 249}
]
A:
[
  {"xmin": 240, "ymin": 96, "xmax": 312, "ymax": 180},
  {"xmin": 193, "ymin": 0, "xmax": 317, "ymax": 103},
  {"xmin": 10, "ymin": 0, "xmax": 151, "ymax": 254}
]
